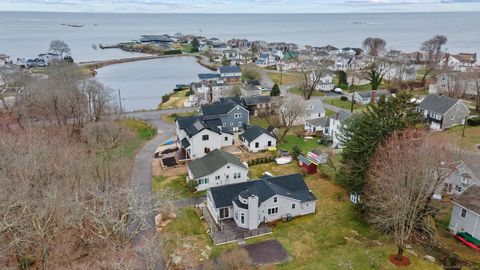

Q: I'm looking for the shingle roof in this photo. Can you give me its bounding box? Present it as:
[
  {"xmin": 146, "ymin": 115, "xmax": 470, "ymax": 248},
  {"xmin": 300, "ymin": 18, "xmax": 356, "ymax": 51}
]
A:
[
  {"xmin": 305, "ymin": 99, "xmax": 325, "ymax": 114},
  {"xmin": 332, "ymin": 110, "xmax": 352, "ymax": 122},
  {"xmin": 241, "ymin": 125, "xmax": 274, "ymax": 142},
  {"xmin": 242, "ymin": 96, "xmax": 271, "ymax": 106},
  {"xmin": 198, "ymin": 73, "xmax": 220, "ymax": 80},
  {"xmin": 417, "ymin": 94, "xmax": 460, "ymax": 115},
  {"xmin": 306, "ymin": 117, "xmax": 330, "ymax": 127},
  {"xmin": 201, "ymin": 101, "xmax": 239, "ymax": 115},
  {"xmin": 357, "ymin": 90, "xmax": 391, "ymax": 99},
  {"xmin": 188, "ymin": 149, "xmax": 246, "ymax": 179},
  {"xmin": 209, "ymin": 174, "xmax": 317, "ymax": 208},
  {"xmin": 219, "ymin": 65, "xmax": 241, "ymax": 74},
  {"xmin": 180, "ymin": 138, "xmax": 190, "ymax": 148},
  {"xmin": 176, "ymin": 115, "xmax": 225, "ymax": 137},
  {"xmin": 454, "ymin": 186, "xmax": 480, "ymax": 215}
]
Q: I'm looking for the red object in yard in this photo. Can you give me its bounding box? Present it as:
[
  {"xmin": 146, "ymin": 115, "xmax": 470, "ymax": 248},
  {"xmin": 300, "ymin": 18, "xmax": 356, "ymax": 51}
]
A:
[
  {"xmin": 451, "ymin": 232, "xmax": 480, "ymax": 252},
  {"xmin": 297, "ymin": 154, "xmax": 317, "ymax": 174}
]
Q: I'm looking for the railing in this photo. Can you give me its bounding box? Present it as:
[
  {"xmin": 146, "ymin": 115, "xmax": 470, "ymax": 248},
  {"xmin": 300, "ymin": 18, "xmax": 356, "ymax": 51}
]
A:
[{"xmin": 211, "ymin": 226, "xmax": 273, "ymax": 245}]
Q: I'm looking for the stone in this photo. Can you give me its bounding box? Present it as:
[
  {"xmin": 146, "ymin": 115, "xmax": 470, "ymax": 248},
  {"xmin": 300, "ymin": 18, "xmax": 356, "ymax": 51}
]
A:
[
  {"xmin": 170, "ymin": 254, "xmax": 182, "ymax": 265},
  {"xmin": 373, "ymin": 240, "xmax": 383, "ymax": 246},
  {"xmin": 406, "ymin": 249, "xmax": 417, "ymax": 257},
  {"xmin": 424, "ymin": 255, "xmax": 436, "ymax": 262},
  {"xmin": 155, "ymin": 214, "xmax": 163, "ymax": 227}
]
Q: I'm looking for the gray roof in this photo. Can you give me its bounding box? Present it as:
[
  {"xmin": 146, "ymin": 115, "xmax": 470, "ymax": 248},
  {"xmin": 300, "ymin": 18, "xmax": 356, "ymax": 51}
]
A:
[
  {"xmin": 198, "ymin": 73, "xmax": 220, "ymax": 80},
  {"xmin": 454, "ymin": 186, "xmax": 480, "ymax": 215},
  {"xmin": 180, "ymin": 138, "xmax": 190, "ymax": 148},
  {"xmin": 357, "ymin": 90, "xmax": 391, "ymax": 99},
  {"xmin": 305, "ymin": 117, "xmax": 330, "ymax": 127},
  {"xmin": 305, "ymin": 99, "xmax": 325, "ymax": 114},
  {"xmin": 219, "ymin": 65, "xmax": 241, "ymax": 74},
  {"xmin": 209, "ymin": 174, "xmax": 317, "ymax": 208},
  {"xmin": 332, "ymin": 110, "xmax": 352, "ymax": 122},
  {"xmin": 176, "ymin": 115, "xmax": 227, "ymax": 137},
  {"xmin": 417, "ymin": 94, "xmax": 460, "ymax": 115},
  {"xmin": 242, "ymin": 96, "xmax": 272, "ymax": 106},
  {"xmin": 188, "ymin": 149, "xmax": 246, "ymax": 179},
  {"xmin": 201, "ymin": 100, "xmax": 243, "ymax": 116},
  {"xmin": 241, "ymin": 125, "xmax": 274, "ymax": 142}
]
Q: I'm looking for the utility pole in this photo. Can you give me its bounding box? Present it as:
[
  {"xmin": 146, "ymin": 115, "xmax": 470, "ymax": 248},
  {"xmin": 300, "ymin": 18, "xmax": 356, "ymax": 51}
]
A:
[{"xmin": 118, "ymin": 89, "xmax": 123, "ymax": 114}]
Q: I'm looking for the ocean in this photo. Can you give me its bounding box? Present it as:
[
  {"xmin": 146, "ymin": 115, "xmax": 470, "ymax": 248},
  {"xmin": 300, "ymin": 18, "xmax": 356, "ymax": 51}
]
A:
[{"xmin": 1, "ymin": 12, "xmax": 480, "ymax": 62}]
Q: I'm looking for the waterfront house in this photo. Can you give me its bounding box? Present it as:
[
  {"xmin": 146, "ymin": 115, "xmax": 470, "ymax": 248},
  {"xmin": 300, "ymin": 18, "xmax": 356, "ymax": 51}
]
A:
[
  {"xmin": 352, "ymin": 90, "xmax": 391, "ymax": 105},
  {"xmin": 218, "ymin": 65, "xmax": 242, "ymax": 83},
  {"xmin": 448, "ymin": 186, "xmax": 480, "ymax": 240},
  {"xmin": 434, "ymin": 161, "xmax": 480, "ymax": 200},
  {"xmin": 441, "ymin": 53, "xmax": 477, "ymax": 72},
  {"xmin": 191, "ymin": 81, "xmax": 235, "ymax": 104},
  {"xmin": 139, "ymin": 35, "xmax": 174, "ymax": 45},
  {"xmin": 416, "ymin": 94, "xmax": 470, "ymax": 130},
  {"xmin": 187, "ymin": 149, "xmax": 248, "ymax": 191},
  {"xmin": 240, "ymin": 125, "xmax": 276, "ymax": 152},
  {"xmin": 201, "ymin": 99, "xmax": 250, "ymax": 133},
  {"xmin": 176, "ymin": 115, "xmax": 233, "ymax": 160},
  {"xmin": 206, "ymin": 173, "xmax": 317, "ymax": 230},
  {"xmin": 0, "ymin": 54, "xmax": 10, "ymax": 66}
]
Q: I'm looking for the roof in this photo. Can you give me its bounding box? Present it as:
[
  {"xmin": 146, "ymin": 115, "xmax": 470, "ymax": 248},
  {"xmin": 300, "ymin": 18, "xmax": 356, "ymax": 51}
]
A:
[
  {"xmin": 241, "ymin": 125, "xmax": 274, "ymax": 142},
  {"xmin": 242, "ymin": 96, "xmax": 271, "ymax": 106},
  {"xmin": 188, "ymin": 149, "xmax": 246, "ymax": 179},
  {"xmin": 417, "ymin": 94, "xmax": 460, "ymax": 115},
  {"xmin": 454, "ymin": 186, "xmax": 480, "ymax": 215},
  {"xmin": 306, "ymin": 117, "xmax": 330, "ymax": 127},
  {"xmin": 176, "ymin": 115, "xmax": 226, "ymax": 137},
  {"xmin": 180, "ymin": 138, "xmax": 190, "ymax": 148},
  {"xmin": 198, "ymin": 73, "xmax": 220, "ymax": 80},
  {"xmin": 357, "ymin": 90, "xmax": 391, "ymax": 99},
  {"xmin": 305, "ymin": 99, "xmax": 325, "ymax": 114},
  {"xmin": 297, "ymin": 154, "xmax": 313, "ymax": 166},
  {"xmin": 209, "ymin": 173, "xmax": 317, "ymax": 208},
  {"xmin": 332, "ymin": 110, "xmax": 352, "ymax": 122},
  {"xmin": 218, "ymin": 65, "xmax": 241, "ymax": 74},
  {"xmin": 201, "ymin": 100, "xmax": 241, "ymax": 115}
]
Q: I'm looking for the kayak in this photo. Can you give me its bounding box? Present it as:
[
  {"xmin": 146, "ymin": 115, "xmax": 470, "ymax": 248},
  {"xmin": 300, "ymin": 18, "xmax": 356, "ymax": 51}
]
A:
[
  {"xmin": 276, "ymin": 156, "xmax": 292, "ymax": 165},
  {"xmin": 454, "ymin": 233, "xmax": 480, "ymax": 252}
]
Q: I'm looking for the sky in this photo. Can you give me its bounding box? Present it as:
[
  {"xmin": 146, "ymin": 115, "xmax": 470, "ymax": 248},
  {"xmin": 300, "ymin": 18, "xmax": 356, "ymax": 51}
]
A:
[{"xmin": 1, "ymin": 0, "xmax": 480, "ymax": 13}]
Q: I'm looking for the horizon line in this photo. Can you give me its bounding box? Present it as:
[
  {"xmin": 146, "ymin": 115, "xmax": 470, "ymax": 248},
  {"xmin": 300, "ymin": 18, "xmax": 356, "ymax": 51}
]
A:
[{"xmin": 1, "ymin": 10, "xmax": 480, "ymax": 14}]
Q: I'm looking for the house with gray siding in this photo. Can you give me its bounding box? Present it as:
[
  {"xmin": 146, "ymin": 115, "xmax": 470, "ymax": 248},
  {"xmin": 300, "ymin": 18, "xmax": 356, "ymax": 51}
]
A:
[
  {"xmin": 416, "ymin": 94, "xmax": 470, "ymax": 130},
  {"xmin": 201, "ymin": 100, "xmax": 250, "ymax": 133},
  {"xmin": 240, "ymin": 125, "xmax": 276, "ymax": 152},
  {"xmin": 449, "ymin": 186, "xmax": 480, "ymax": 240},
  {"xmin": 434, "ymin": 161, "xmax": 480, "ymax": 200},
  {"xmin": 187, "ymin": 149, "xmax": 248, "ymax": 191},
  {"xmin": 207, "ymin": 174, "xmax": 317, "ymax": 230},
  {"xmin": 352, "ymin": 90, "xmax": 391, "ymax": 105}
]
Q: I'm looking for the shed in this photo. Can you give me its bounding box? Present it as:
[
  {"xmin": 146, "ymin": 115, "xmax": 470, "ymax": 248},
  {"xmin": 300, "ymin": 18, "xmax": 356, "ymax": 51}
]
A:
[{"xmin": 297, "ymin": 154, "xmax": 317, "ymax": 174}]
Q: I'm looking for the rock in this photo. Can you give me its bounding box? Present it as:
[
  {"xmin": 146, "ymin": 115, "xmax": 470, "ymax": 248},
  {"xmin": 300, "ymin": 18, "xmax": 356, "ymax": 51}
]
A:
[
  {"xmin": 406, "ymin": 249, "xmax": 417, "ymax": 257},
  {"xmin": 424, "ymin": 255, "xmax": 436, "ymax": 262},
  {"xmin": 205, "ymin": 245, "xmax": 211, "ymax": 251},
  {"xmin": 373, "ymin": 240, "xmax": 382, "ymax": 246},
  {"xmin": 155, "ymin": 214, "xmax": 163, "ymax": 227},
  {"xmin": 351, "ymin": 229, "xmax": 359, "ymax": 236},
  {"xmin": 170, "ymin": 254, "xmax": 182, "ymax": 265}
]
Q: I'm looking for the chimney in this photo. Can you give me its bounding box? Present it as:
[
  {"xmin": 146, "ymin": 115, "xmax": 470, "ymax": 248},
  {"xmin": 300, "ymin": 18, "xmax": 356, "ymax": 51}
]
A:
[{"xmin": 371, "ymin": 90, "xmax": 377, "ymax": 104}]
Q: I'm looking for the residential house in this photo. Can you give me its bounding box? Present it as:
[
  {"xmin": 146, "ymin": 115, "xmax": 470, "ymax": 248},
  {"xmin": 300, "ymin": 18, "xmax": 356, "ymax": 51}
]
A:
[
  {"xmin": 241, "ymin": 85, "xmax": 262, "ymax": 97},
  {"xmin": 276, "ymin": 59, "xmax": 298, "ymax": 71},
  {"xmin": 314, "ymin": 45, "xmax": 339, "ymax": 57},
  {"xmin": 218, "ymin": 66, "xmax": 242, "ymax": 84},
  {"xmin": 448, "ymin": 186, "xmax": 480, "ymax": 240},
  {"xmin": 0, "ymin": 54, "xmax": 9, "ymax": 66},
  {"xmin": 328, "ymin": 110, "xmax": 352, "ymax": 148},
  {"xmin": 201, "ymin": 100, "xmax": 250, "ymax": 132},
  {"xmin": 191, "ymin": 81, "xmax": 235, "ymax": 104},
  {"xmin": 303, "ymin": 99, "xmax": 326, "ymax": 122},
  {"xmin": 433, "ymin": 72, "xmax": 478, "ymax": 98},
  {"xmin": 176, "ymin": 115, "xmax": 234, "ymax": 160},
  {"xmin": 352, "ymin": 90, "xmax": 391, "ymax": 105},
  {"xmin": 416, "ymin": 94, "xmax": 470, "ymax": 130},
  {"xmin": 256, "ymin": 53, "xmax": 278, "ymax": 67},
  {"xmin": 441, "ymin": 53, "xmax": 477, "ymax": 72},
  {"xmin": 332, "ymin": 54, "xmax": 365, "ymax": 71},
  {"xmin": 312, "ymin": 71, "xmax": 335, "ymax": 92},
  {"xmin": 304, "ymin": 117, "xmax": 330, "ymax": 134},
  {"xmin": 206, "ymin": 173, "xmax": 317, "ymax": 230},
  {"xmin": 139, "ymin": 35, "xmax": 174, "ymax": 45},
  {"xmin": 187, "ymin": 149, "xmax": 248, "ymax": 191},
  {"xmin": 240, "ymin": 125, "xmax": 276, "ymax": 152},
  {"xmin": 242, "ymin": 96, "xmax": 274, "ymax": 117},
  {"xmin": 339, "ymin": 47, "xmax": 362, "ymax": 56},
  {"xmin": 434, "ymin": 161, "xmax": 480, "ymax": 200}
]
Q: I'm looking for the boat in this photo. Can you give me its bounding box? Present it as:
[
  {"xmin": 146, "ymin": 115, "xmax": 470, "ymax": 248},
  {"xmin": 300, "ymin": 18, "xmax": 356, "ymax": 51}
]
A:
[
  {"xmin": 453, "ymin": 232, "xmax": 480, "ymax": 252},
  {"xmin": 275, "ymin": 156, "xmax": 292, "ymax": 165}
]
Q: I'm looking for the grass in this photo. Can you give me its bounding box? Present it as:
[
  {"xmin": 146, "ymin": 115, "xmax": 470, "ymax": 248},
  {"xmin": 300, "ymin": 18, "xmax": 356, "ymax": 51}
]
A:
[
  {"xmin": 267, "ymin": 71, "xmax": 302, "ymax": 85},
  {"xmin": 160, "ymin": 111, "xmax": 198, "ymax": 124},
  {"xmin": 278, "ymin": 135, "xmax": 325, "ymax": 153},
  {"xmin": 327, "ymin": 97, "xmax": 365, "ymax": 111},
  {"xmin": 159, "ymin": 90, "xmax": 190, "ymax": 109},
  {"xmin": 288, "ymin": 86, "xmax": 325, "ymax": 97},
  {"xmin": 325, "ymin": 109, "xmax": 336, "ymax": 117},
  {"xmin": 250, "ymin": 117, "xmax": 270, "ymax": 129},
  {"xmin": 152, "ymin": 175, "xmax": 205, "ymax": 199},
  {"xmin": 437, "ymin": 125, "xmax": 480, "ymax": 152},
  {"xmin": 121, "ymin": 119, "xmax": 157, "ymax": 141},
  {"xmin": 349, "ymin": 83, "xmax": 372, "ymax": 92}
]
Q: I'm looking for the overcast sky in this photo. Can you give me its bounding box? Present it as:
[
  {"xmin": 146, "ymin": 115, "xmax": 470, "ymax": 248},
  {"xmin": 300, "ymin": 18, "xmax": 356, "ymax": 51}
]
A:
[{"xmin": 1, "ymin": 0, "xmax": 480, "ymax": 13}]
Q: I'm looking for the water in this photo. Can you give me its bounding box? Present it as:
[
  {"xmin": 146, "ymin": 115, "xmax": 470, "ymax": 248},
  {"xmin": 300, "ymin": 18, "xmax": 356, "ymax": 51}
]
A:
[
  {"xmin": 95, "ymin": 57, "xmax": 210, "ymax": 112},
  {"xmin": 1, "ymin": 12, "xmax": 480, "ymax": 62}
]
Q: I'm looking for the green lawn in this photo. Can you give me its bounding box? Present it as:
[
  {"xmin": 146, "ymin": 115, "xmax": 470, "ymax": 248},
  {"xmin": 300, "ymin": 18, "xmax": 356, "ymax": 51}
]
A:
[
  {"xmin": 438, "ymin": 125, "xmax": 480, "ymax": 152},
  {"xmin": 288, "ymin": 86, "xmax": 325, "ymax": 97},
  {"xmin": 325, "ymin": 109, "xmax": 336, "ymax": 117},
  {"xmin": 159, "ymin": 90, "xmax": 190, "ymax": 109},
  {"xmin": 152, "ymin": 175, "xmax": 205, "ymax": 199},
  {"xmin": 250, "ymin": 117, "xmax": 270, "ymax": 129},
  {"xmin": 327, "ymin": 97, "xmax": 365, "ymax": 111},
  {"xmin": 160, "ymin": 111, "xmax": 198, "ymax": 124},
  {"xmin": 122, "ymin": 119, "xmax": 157, "ymax": 141},
  {"xmin": 349, "ymin": 83, "xmax": 372, "ymax": 92},
  {"xmin": 278, "ymin": 135, "xmax": 325, "ymax": 153}
]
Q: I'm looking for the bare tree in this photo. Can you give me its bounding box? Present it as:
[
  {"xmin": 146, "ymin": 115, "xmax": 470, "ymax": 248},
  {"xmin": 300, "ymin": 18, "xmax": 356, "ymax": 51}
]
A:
[
  {"xmin": 363, "ymin": 129, "xmax": 454, "ymax": 263},
  {"xmin": 228, "ymin": 85, "xmax": 242, "ymax": 97},
  {"xmin": 298, "ymin": 60, "xmax": 333, "ymax": 100},
  {"xmin": 362, "ymin": 37, "xmax": 387, "ymax": 58},
  {"xmin": 420, "ymin": 35, "xmax": 448, "ymax": 84},
  {"xmin": 49, "ymin": 40, "xmax": 71, "ymax": 59},
  {"xmin": 278, "ymin": 94, "xmax": 305, "ymax": 142}
]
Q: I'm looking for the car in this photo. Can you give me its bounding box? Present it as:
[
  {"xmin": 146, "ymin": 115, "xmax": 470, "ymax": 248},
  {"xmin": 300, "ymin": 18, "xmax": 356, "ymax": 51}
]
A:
[{"xmin": 334, "ymin": 88, "xmax": 343, "ymax": 93}]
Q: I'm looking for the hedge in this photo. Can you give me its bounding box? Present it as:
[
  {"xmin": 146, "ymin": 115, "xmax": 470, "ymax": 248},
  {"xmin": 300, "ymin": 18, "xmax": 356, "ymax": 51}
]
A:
[
  {"xmin": 467, "ymin": 117, "xmax": 480, "ymax": 126},
  {"xmin": 164, "ymin": 50, "xmax": 182, "ymax": 55}
]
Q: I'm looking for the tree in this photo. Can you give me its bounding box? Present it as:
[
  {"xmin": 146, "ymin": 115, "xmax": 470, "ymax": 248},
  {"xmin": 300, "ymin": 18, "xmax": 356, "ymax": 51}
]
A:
[
  {"xmin": 363, "ymin": 129, "xmax": 453, "ymax": 263},
  {"xmin": 336, "ymin": 70, "xmax": 348, "ymax": 90},
  {"xmin": 337, "ymin": 93, "xmax": 422, "ymax": 192},
  {"xmin": 362, "ymin": 37, "xmax": 386, "ymax": 58},
  {"xmin": 277, "ymin": 94, "xmax": 305, "ymax": 142},
  {"xmin": 365, "ymin": 60, "xmax": 390, "ymax": 90},
  {"xmin": 221, "ymin": 55, "xmax": 230, "ymax": 66},
  {"xmin": 190, "ymin": 38, "xmax": 200, "ymax": 53},
  {"xmin": 242, "ymin": 66, "xmax": 260, "ymax": 81},
  {"xmin": 298, "ymin": 60, "xmax": 332, "ymax": 100},
  {"xmin": 228, "ymin": 85, "xmax": 242, "ymax": 97},
  {"xmin": 270, "ymin": 83, "xmax": 280, "ymax": 96},
  {"xmin": 420, "ymin": 35, "xmax": 448, "ymax": 84},
  {"xmin": 49, "ymin": 40, "xmax": 71, "ymax": 59}
]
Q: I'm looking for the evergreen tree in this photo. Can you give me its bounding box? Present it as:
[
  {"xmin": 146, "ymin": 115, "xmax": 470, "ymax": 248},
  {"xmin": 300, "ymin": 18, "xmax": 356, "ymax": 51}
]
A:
[
  {"xmin": 270, "ymin": 83, "xmax": 280, "ymax": 96},
  {"xmin": 336, "ymin": 93, "xmax": 423, "ymax": 192},
  {"xmin": 336, "ymin": 70, "xmax": 348, "ymax": 90},
  {"xmin": 190, "ymin": 38, "xmax": 200, "ymax": 53}
]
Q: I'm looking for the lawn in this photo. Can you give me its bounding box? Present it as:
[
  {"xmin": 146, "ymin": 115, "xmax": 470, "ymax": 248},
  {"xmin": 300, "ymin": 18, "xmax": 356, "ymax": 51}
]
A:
[
  {"xmin": 439, "ymin": 125, "xmax": 480, "ymax": 152},
  {"xmin": 267, "ymin": 71, "xmax": 302, "ymax": 85},
  {"xmin": 278, "ymin": 135, "xmax": 325, "ymax": 153},
  {"xmin": 349, "ymin": 83, "xmax": 372, "ymax": 92},
  {"xmin": 152, "ymin": 175, "xmax": 205, "ymax": 199},
  {"xmin": 122, "ymin": 119, "xmax": 157, "ymax": 140},
  {"xmin": 250, "ymin": 117, "xmax": 271, "ymax": 129},
  {"xmin": 159, "ymin": 90, "xmax": 190, "ymax": 109},
  {"xmin": 288, "ymin": 86, "xmax": 325, "ymax": 97},
  {"xmin": 160, "ymin": 111, "xmax": 198, "ymax": 124},
  {"xmin": 327, "ymin": 97, "xmax": 365, "ymax": 111},
  {"xmin": 325, "ymin": 109, "xmax": 336, "ymax": 116}
]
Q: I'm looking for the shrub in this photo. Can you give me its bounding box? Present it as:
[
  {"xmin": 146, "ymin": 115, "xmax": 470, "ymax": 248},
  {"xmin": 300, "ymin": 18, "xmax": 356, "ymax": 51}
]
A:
[
  {"xmin": 333, "ymin": 191, "xmax": 344, "ymax": 201},
  {"xmin": 186, "ymin": 179, "xmax": 198, "ymax": 192},
  {"xmin": 291, "ymin": 145, "xmax": 301, "ymax": 159},
  {"xmin": 164, "ymin": 49, "xmax": 182, "ymax": 55},
  {"xmin": 467, "ymin": 117, "xmax": 480, "ymax": 126},
  {"xmin": 340, "ymin": 96, "xmax": 348, "ymax": 101},
  {"xmin": 162, "ymin": 93, "xmax": 172, "ymax": 103}
]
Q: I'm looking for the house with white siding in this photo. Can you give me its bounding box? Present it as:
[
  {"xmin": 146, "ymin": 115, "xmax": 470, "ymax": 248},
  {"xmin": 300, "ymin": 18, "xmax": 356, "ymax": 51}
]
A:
[
  {"xmin": 240, "ymin": 125, "xmax": 276, "ymax": 152},
  {"xmin": 434, "ymin": 161, "xmax": 480, "ymax": 200},
  {"xmin": 328, "ymin": 110, "xmax": 352, "ymax": 148},
  {"xmin": 207, "ymin": 174, "xmax": 317, "ymax": 230},
  {"xmin": 187, "ymin": 149, "xmax": 248, "ymax": 191},
  {"xmin": 448, "ymin": 186, "xmax": 480, "ymax": 241}
]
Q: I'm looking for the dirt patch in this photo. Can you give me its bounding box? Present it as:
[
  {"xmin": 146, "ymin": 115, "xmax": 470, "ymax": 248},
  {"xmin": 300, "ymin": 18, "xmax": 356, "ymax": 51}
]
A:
[
  {"xmin": 389, "ymin": 254, "xmax": 411, "ymax": 267},
  {"xmin": 244, "ymin": 240, "xmax": 289, "ymax": 266}
]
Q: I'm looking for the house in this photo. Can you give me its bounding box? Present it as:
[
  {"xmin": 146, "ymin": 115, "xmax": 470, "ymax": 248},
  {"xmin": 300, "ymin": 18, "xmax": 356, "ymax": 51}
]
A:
[
  {"xmin": 297, "ymin": 155, "xmax": 317, "ymax": 174},
  {"xmin": 0, "ymin": 54, "xmax": 9, "ymax": 66},
  {"xmin": 201, "ymin": 100, "xmax": 250, "ymax": 132},
  {"xmin": 218, "ymin": 66, "xmax": 242, "ymax": 83},
  {"xmin": 139, "ymin": 35, "xmax": 174, "ymax": 44},
  {"xmin": 433, "ymin": 72, "xmax": 478, "ymax": 98},
  {"xmin": 416, "ymin": 94, "xmax": 470, "ymax": 130},
  {"xmin": 434, "ymin": 161, "xmax": 480, "ymax": 200},
  {"xmin": 241, "ymin": 85, "xmax": 262, "ymax": 97},
  {"xmin": 242, "ymin": 96, "xmax": 274, "ymax": 117},
  {"xmin": 448, "ymin": 186, "xmax": 480, "ymax": 240},
  {"xmin": 312, "ymin": 71, "xmax": 335, "ymax": 92},
  {"xmin": 176, "ymin": 115, "xmax": 233, "ymax": 160},
  {"xmin": 441, "ymin": 53, "xmax": 477, "ymax": 71},
  {"xmin": 315, "ymin": 45, "xmax": 339, "ymax": 56},
  {"xmin": 328, "ymin": 110, "xmax": 352, "ymax": 148},
  {"xmin": 206, "ymin": 173, "xmax": 317, "ymax": 230},
  {"xmin": 187, "ymin": 149, "xmax": 248, "ymax": 191},
  {"xmin": 256, "ymin": 53, "xmax": 277, "ymax": 67},
  {"xmin": 332, "ymin": 54, "xmax": 365, "ymax": 71},
  {"xmin": 191, "ymin": 81, "xmax": 235, "ymax": 104},
  {"xmin": 240, "ymin": 125, "xmax": 276, "ymax": 152},
  {"xmin": 303, "ymin": 99, "xmax": 325, "ymax": 121},
  {"xmin": 304, "ymin": 117, "xmax": 330, "ymax": 134},
  {"xmin": 276, "ymin": 59, "xmax": 298, "ymax": 71},
  {"xmin": 352, "ymin": 90, "xmax": 391, "ymax": 105}
]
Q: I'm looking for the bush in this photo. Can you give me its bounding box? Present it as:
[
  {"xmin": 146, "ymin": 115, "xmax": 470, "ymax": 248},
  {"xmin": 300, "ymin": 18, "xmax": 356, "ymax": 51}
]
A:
[
  {"xmin": 242, "ymin": 67, "xmax": 261, "ymax": 81},
  {"xmin": 291, "ymin": 145, "xmax": 301, "ymax": 159},
  {"xmin": 164, "ymin": 49, "xmax": 182, "ymax": 55},
  {"xmin": 340, "ymin": 96, "xmax": 348, "ymax": 101},
  {"xmin": 467, "ymin": 117, "xmax": 480, "ymax": 126},
  {"xmin": 186, "ymin": 179, "xmax": 198, "ymax": 192},
  {"xmin": 162, "ymin": 93, "xmax": 172, "ymax": 103}
]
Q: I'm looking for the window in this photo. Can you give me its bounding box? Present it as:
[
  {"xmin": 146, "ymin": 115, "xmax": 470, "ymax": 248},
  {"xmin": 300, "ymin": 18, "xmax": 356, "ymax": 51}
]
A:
[
  {"xmin": 267, "ymin": 207, "xmax": 278, "ymax": 215},
  {"xmin": 240, "ymin": 213, "xmax": 245, "ymax": 224},
  {"xmin": 220, "ymin": 208, "xmax": 229, "ymax": 219},
  {"xmin": 222, "ymin": 123, "xmax": 226, "ymax": 127},
  {"xmin": 255, "ymin": 142, "xmax": 259, "ymax": 148},
  {"xmin": 225, "ymin": 136, "xmax": 228, "ymax": 141},
  {"xmin": 197, "ymin": 178, "xmax": 209, "ymax": 185},
  {"xmin": 292, "ymin": 204, "xmax": 296, "ymax": 209},
  {"xmin": 234, "ymin": 113, "xmax": 242, "ymax": 119},
  {"xmin": 230, "ymin": 122, "xmax": 233, "ymax": 126},
  {"xmin": 460, "ymin": 208, "xmax": 467, "ymax": 218},
  {"xmin": 267, "ymin": 141, "xmax": 272, "ymax": 147},
  {"xmin": 202, "ymin": 134, "xmax": 209, "ymax": 141},
  {"xmin": 273, "ymin": 197, "xmax": 277, "ymax": 203},
  {"xmin": 455, "ymin": 185, "xmax": 462, "ymax": 192},
  {"xmin": 215, "ymin": 175, "xmax": 220, "ymax": 180},
  {"xmin": 233, "ymin": 172, "xmax": 241, "ymax": 179}
]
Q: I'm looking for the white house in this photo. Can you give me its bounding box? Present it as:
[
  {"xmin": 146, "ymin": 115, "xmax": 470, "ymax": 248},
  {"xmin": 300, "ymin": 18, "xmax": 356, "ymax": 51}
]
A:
[
  {"xmin": 240, "ymin": 125, "xmax": 276, "ymax": 152},
  {"xmin": 352, "ymin": 90, "xmax": 391, "ymax": 105},
  {"xmin": 303, "ymin": 99, "xmax": 325, "ymax": 121},
  {"xmin": 207, "ymin": 173, "xmax": 317, "ymax": 230},
  {"xmin": 441, "ymin": 53, "xmax": 477, "ymax": 72},
  {"xmin": 448, "ymin": 186, "xmax": 480, "ymax": 240},
  {"xmin": 328, "ymin": 110, "xmax": 352, "ymax": 148},
  {"xmin": 434, "ymin": 161, "xmax": 480, "ymax": 200},
  {"xmin": 176, "ymin": 115, "xmax": 233, "ymax": 160},
  {"xmin": 312, "ymin": 71, "xmax": 335, "ymax": 92},
  {"xmin": 187, "ymin": 149, "xmax": 248, "ymax": 191},
  {"xmin": 256, "ymin": 53, "xmax": 277, "ymax": 67},
  {"xmin": 304, "ymin": 117, "xmax": 330, "ymax": 134}
]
